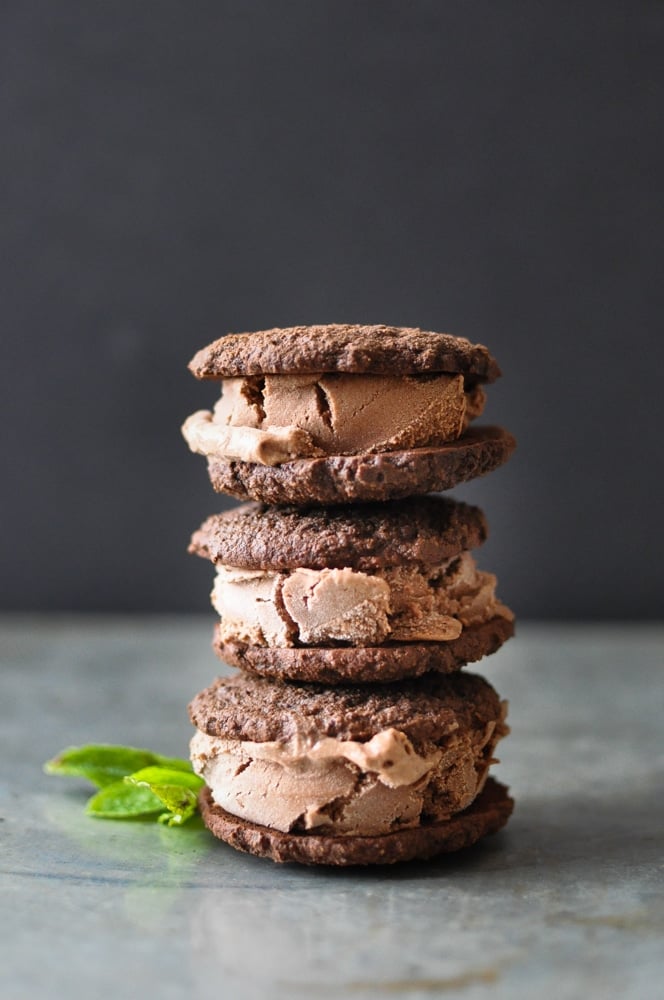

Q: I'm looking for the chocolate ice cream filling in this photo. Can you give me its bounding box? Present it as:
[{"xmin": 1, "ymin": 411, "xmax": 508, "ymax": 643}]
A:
[
  {"xmin": 182, "ymin": 372, "xmax": 486, "ymax": 466},
  {"xmin": 211, "ymin": 551, "xmax": 513, "ymax": 648},
  {"xmin": 190, "ymin": 705, "xmax": 508, "ymax": 837}
]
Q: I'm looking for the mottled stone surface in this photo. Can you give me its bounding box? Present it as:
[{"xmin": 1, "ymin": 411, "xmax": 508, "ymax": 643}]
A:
[{"xmin": 1, "ymin": 617, "xmax": 662, "ymax": 1000}]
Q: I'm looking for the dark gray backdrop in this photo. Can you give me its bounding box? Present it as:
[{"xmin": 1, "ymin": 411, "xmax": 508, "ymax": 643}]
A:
[{"xmin": 2, "ymin": 1, "xmax": 662, "ymax": 618}]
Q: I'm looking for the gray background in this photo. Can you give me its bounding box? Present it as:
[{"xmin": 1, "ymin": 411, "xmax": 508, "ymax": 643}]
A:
[{"xmin": 2, "ymin": 1, "xmax": 662, "ymax": 618}]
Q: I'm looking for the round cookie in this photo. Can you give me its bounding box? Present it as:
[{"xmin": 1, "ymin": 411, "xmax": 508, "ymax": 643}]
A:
[
  {"xmin": 189, "ymin": 669, "xmax": 505, "ymax": 744},
  {"xmin": 198, "ymin": 777, "xmax": 513, "ymax": 866},
  {"xmin": 213, "ymin": 617, "xmax": 515, "ymax": 685},
  {"xmin": 189, "ymin": 672, "xmax": 512, "ymax": 865},
  {"xmin": 191, "ymin": 496, "xmax": 514, "ymax": 684},
  {"xmin": 189, "ymin": 324, "xmax": 501, "ymax": 381},
  {"xmin": 189, "ymin": 496, "xmax": 489, "ymax": 571},
  {"xmin": 184, "ymin": 325, "xmax": 514, "ymax": 504},
  {"xmin": 204, "ymin": 425, "xmax": 516, "ymax": 506}
]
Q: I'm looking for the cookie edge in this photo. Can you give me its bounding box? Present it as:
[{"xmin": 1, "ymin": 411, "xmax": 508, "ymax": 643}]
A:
[
  {"xmin": 198, "ymin": 777, "xmax": 513, "ymax": 866},
  {"xmin": 212, "ymin": 615, "xmax": 514, "ymax": 684},
  {"xmin": 205, "ymin": 425, "xmax": 516, "ymax": 505},
  {"xmin": 189, "ymin": 325, "xmax": 501, "ymax": 383},
  {"xmin": 189, "ymin": 497, "xmax": 489, "ymax": 571}
]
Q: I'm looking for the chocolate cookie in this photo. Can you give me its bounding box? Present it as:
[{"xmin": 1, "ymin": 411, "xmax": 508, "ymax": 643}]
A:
[
  {"xmin": 191, "ymin": 496, "xmax": 514, "ymax": 684},
  {"xmin": 189, "ymin": 324, "xmax": 501, "ymax": 382},
  {"xmin": 204, "ymin": 426, "xmax": 515, "ymax": 505},
  {"xmin": 189, "ymin": 671, "xmax": 511, "ymax": 865},
  {"xmin": 198, "ymin": 777, "xmax": 513, "ymax": 866},
  {"xmin": 183, "ymin": 325, "xmax": 514, "ymax": 504},
  {"xmin": 188, "ymin": 670, "xmax": 505, "ymax": 744},
  {"xmin": 213, "ymin": 617, "xmax": 515, "ymax": 685},
  {"xmin": 190, "ymin": 496, "xmax": 488, "ymax": 571}
]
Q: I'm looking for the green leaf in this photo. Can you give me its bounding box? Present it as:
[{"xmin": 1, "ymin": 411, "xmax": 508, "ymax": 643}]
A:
[
  {"xmin": 86, "ymin": 780, "xmax": 165, "ymax": 819},
  {"xmin": 44, "ymin": 744, "xmax": 193, "ymax": 788},
  {"xmin": 125, "ymin": 767, "xmax": 205, "ymax": 827},
  {"xmin": 44, "ymin": 745, "xmax": 204, "ymax": 828}
]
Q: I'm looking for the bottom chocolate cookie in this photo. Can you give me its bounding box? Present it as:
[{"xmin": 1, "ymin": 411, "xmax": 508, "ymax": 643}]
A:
[
  {"xmin": 198, "ymin": 777, "xmax": 513, "ymax": 866},
  {"xmin": 206, "ymin": 425, "xmax": 516, "ymax": 505},
  {"xmin": 213, "ymin": 616, "xmax": 515, "ymax": 685}
]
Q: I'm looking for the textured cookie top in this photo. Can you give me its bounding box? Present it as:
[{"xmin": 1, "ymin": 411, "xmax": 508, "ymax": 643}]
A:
[
  {"xmin": 189, "ymin": 496, "xmax": 488, "ymax": 571},
  {"xmin": 189, "ymin": 325, "xmax": 501, "ymax": 383},
  {"xmin": 188, "ymin": 671, "xmax": 503, "ymax": 745}
]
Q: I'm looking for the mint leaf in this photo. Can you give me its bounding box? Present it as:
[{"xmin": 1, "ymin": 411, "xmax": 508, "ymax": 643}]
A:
[
  {"xmin": 86, "ymin": 779, "xmax": 165, "ymax": 819},
  {"xmin": 44, "ymin": 745, "xmax": 193, "ymax": 788},
  {"xmin": 125, "ymin": 767, "xmax": 204, "ymax": 827},
  {"xmin": 44, "ymin": 745, "xmax": 204, "ymax": 828}
]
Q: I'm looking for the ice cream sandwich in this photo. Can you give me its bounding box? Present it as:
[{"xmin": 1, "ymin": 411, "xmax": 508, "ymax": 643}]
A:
[
  {"xmin": 189, "ymin": 671, "xmax": 512, "ymax": 866},
  {"xmin": 189, "ymin": 496, "xmax": 514, "ymax": 684},
  {"xmin": 182, "ymin": 324, "xmax": 516, "ymax": 504}
]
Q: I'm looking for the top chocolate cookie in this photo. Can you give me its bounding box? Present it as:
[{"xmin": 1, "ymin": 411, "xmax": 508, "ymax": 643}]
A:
[
  {"xmin": 183, "ymin": 325, "xmax": 514, "ymax": 504},
  {"xmin": 189, "ymin": 324, "xmax": 501, "ymax": 382}
]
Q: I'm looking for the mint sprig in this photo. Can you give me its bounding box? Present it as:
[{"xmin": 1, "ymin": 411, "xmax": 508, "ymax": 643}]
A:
[{"xmin": 44, "ymin": 744, "xmax": 203, "ymax": 826}]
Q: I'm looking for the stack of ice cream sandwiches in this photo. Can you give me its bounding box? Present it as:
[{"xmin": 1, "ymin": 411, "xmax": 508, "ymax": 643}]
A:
[{"xmin": 183, "ymin": 324, "xmax": 516, "ymax": 865}]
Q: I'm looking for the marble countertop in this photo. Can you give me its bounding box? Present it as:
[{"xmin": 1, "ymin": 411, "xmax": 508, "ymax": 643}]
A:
[{"xmin": 1, "ymin": 616, "xmax": 662, "ymax": 1000}]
